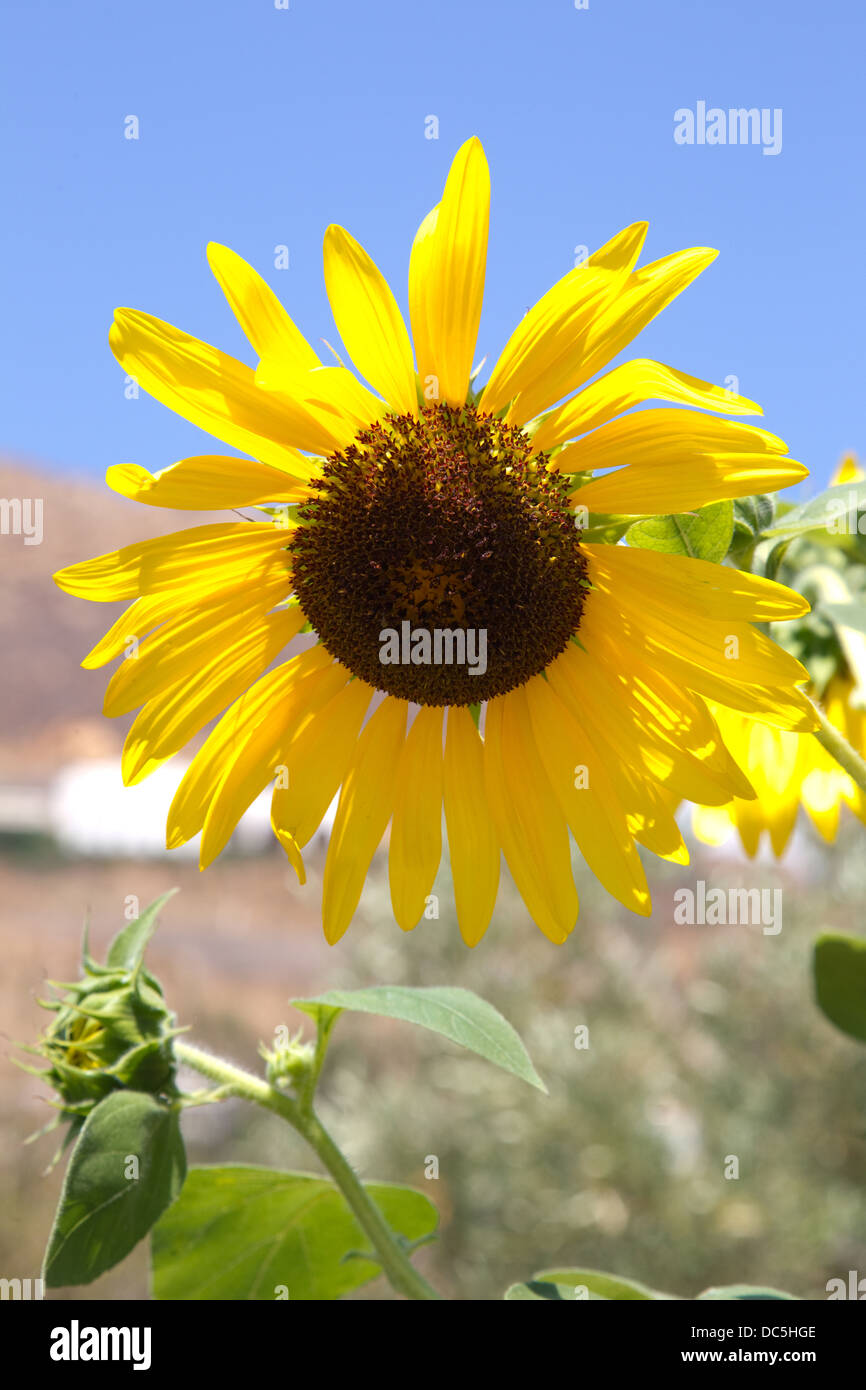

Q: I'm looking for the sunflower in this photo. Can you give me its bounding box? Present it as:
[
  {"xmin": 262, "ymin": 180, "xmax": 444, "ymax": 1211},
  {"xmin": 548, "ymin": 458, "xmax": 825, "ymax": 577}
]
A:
[
  {"xmin": 692, "ymin": 453, "xmax": 866, "ymax": 857},
  {"xmin": 54, "ymin": 137, "xmax": 815, "ymax": 946},
  {"xmin": 831, "ymin": 453, "xmax": 864, "ymax": 486},
  {"xmin": 692, "ymin": 677, "xmax": 866, "ymax": 856}
]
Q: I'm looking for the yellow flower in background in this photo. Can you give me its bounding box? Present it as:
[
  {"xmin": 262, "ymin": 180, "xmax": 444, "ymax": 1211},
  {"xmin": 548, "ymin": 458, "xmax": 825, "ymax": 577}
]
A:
[
  {"xmin": 54, "ymin": 137, "xmax": 815, "ymax": 946},
  {"xmin": 831, "ymin": 453, "xmax": 864, "ymax": 486},
  {"xmin": 693, "ymin": 677, "xmax": 866, "ymax": 857}
]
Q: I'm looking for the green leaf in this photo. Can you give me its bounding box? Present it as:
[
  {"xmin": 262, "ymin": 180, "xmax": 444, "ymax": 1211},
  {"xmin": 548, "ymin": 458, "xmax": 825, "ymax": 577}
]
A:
[
  {"xmin": 511, "ymin": 1270, "xmax": 797, "ymax": 1300},
  {"xmin": 505, "ymin": 1280, "xmax": 594, "ymax": 1300},
  {"xmin": 105, "ymin": 891, "xmax": 177, "ymax": 972},
  {"xmin": 698, "ymin": 1284, "xmax": 798, "ymax": 1300},
  {"xmin": 293, "ymin": 985, "xmax": 546, "ymax": 1092},
  {"xmin": 818, "ymin": 599, "xmax": 866, "ymax": 703},
  {"xmin": 762, "ymin": 483, "xmax": 866, "ymax": 540},
  {"xmin": 43, "ymin": 1090, "xmax": 186, "ymax": 1287},
  {"xmin": 752, "ymin": 537, "xmax": 792, "ymax": 582},
  {"xmin": 152, "ymin": 1166, "xmax": 437, "ymax": 1300},
  {"xmin": 820, "ymin": 601, "xmax": 866, "ymax": 640},
  {"xmin": 535, "ymin": 1267, "xmax": 676, "ymax": 1300},
  {"xmin": 626, "ymin": 499, "xmax": 733, "ymax": 563},
  {"xmin": 814, "ymin": 934, "xmax": 866, "ymax": 1042},
  {"xmin": 734, "ymin": 494, "xmax": 776, "ymax": 536}
]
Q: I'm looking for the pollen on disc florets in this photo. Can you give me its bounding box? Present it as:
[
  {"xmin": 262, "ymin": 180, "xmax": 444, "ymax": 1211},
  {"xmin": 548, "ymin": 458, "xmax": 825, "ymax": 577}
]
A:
[{"xmin": 290, "ymin": 404, "xmax": 590, "ymax": 706}]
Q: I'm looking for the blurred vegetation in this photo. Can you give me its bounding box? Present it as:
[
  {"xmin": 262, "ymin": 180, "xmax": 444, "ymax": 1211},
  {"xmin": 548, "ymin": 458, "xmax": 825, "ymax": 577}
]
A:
[
  {"xmin": 5, "ymin": 820, "xmax": 866, "ymax": 1301},
  {"xmin": 310, "ymin": 833, "xmax": 866, "ymax": 1299}
]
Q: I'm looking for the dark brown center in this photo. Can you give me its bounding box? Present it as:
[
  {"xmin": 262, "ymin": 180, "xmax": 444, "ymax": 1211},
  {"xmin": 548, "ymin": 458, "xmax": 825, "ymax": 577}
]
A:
[{"xmin": 289, "ymin": 404, "xmax": 589, "ymax": 705}]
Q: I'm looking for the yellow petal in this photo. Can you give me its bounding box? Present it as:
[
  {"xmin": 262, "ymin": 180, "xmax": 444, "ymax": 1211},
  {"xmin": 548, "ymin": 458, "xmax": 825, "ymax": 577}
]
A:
[
  {"xmin": 323, "ymin": 225, "xmax": 417, "ymax": 416},
  {"xmin": 110, "ymin": 308, "xmax": 341, "ymax": 459},
  {"xmin": 546, "ymin": 652, "xmax": 689, "ymax": 863},
  {"xmin": 557, "ymin": 636, "xmax": 752, "ymax": 806},
  {"xmin": 121, "ymin": 607, "xmax": 303, "ymax": 783},
  {"xmin": 483, "ymin": 691, "xmax": 578, "ymax": 943},
  {"xmin": 322, "ymin": 697, "xmax": 409, "ymax": 944},
  {"xmin": 831, "ymin": 453, "xmax": 864, "ymax": 486},
  {"xmin": 730, "ymin": 794, "xmax": 765, "ymax": 857},
  {"xmin": 562, "ymin": 402, "xmax": 784, "ymax": 463},
  {"xmin": 722, "ymin": 714, "xmax": 804, "ymax": 856},
  {"xmin": 106, "ymin": 455, "xmax": 313, "ymax": 510},
  {"xmin": 389, "ymin": 707, "xmax": 444, "ymax": 931},
  {"xmin": 54, "ymin": 522, "xmax": 291, "ymax": 602},
  {"xmin": 81, "ymin": 593, "xmax": 187, "ymax": 668},
  {"xmin": 199, "ymin": 659, "xmax": 348, "ymax": 868},
  {"xmin": 585, "ymin": 544, "xmax": 810, "ymax": 622},
  {"xmin": 575, "ymin": 454, "xmax": 807, "ymax": 515},
  {"xmin": 103, "ymin": 576, "xmax": 296, "ymax": 717},
  {"xmin": 206, "ymin": 242, "xmax": 320, "ymax": 372},
  {"xmin": 480, "ymin": 264, "xmax": 620, "ymax": 418},
  {"xmin": 555, "ymin": 246, "xmax": 719, "ymax": 420},
  {"xmin": 409, "ymin": 138, "xmax": 489, "ymax": 406},
  {"xmin": 271, "ymin": 677, "xmax": 374, "ymax": 849},
  {"xmin": 583, "ymin": 550, "xmax": 811, "ymax": 686},
  {"xmin": 564, "ymin": 410, "xmax": 804, "ymax": 514},
  {"xmin": 480, "ymin": 223, "xmax": 649, "ymax": 418},
  {"xmin": 692, "ymin": 803, "xmax": 736, "ymax": 848},
  {"xmin": 587, "ymin": 221, "xmax": 649, "ymax": 273},
  {"xmin": 485, "ymin": 243, "xmax": 718, "ymax": 423},
  {"xmin": 407, "ymin": 204, "xmax": 439, "ymax": 400},
  {"xmin": 274, "ymin": 825, "xmax": 307, "ymax": 885},
  {"xmin": 167, "ymin": 645, "xmax": 332, "ymax": 849},
  {"xmin": 582, "ymin": 557, "xmax": 811, "ymax": 689},
  {"xmin": 581, "ymin": 589, "xmax": 814, "ymax": 732},
  {"xmin": 725, "ymin": 684, "xmax": 817, "ymax": 732},
  {"xmin": 585, "ymin": 627, "xmax": 754, "ymax": 786},
  {"xmin": 256, "ymin": 361, "xmax": 384, "ymax": 448},
  {"xmin": 525, "ymin": 675, "xmax": 651, "ymax": 915},
  {"xmin": 531, "ymin": 358, "xmax": 762, "ymax": 454},
  {"xmin": 443, "ymin": 707, "xmax": 499, "ymax": 947}
]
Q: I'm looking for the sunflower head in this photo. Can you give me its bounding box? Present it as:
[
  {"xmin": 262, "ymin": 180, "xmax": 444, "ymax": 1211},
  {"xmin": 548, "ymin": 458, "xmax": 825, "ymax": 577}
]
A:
[
  {"xmin": 53, "ymin": 137, "xmax": 816, "ymax": 946},
  {"xmin": 291, "ymin": 403, "xmax": 590, "ymax": 705}
]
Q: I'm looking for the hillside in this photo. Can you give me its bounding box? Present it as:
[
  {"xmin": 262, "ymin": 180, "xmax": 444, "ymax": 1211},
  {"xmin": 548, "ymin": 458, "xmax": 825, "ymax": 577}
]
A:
[{"xmin": 0, "ymin": 456, "xmax": 228, "ymax": 775}]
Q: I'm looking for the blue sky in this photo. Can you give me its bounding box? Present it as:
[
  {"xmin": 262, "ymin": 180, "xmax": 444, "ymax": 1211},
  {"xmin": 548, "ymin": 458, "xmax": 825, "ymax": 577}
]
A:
[{"xmin": 2, "ymin": 0, "xmax": 863, "ymax": 495}]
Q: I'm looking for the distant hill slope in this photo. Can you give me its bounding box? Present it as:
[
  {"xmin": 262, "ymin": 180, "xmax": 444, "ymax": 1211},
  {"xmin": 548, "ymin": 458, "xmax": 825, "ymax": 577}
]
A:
[{"xmin": 0, "ymin": 456, "xmax": 229, "ymax": 766}]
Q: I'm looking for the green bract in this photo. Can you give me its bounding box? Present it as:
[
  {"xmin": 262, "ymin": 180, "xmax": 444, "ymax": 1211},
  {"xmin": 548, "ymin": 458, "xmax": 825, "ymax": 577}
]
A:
[{"xmin": 31, "ymin": 892, "xmax": 181, "ymax": 1121}]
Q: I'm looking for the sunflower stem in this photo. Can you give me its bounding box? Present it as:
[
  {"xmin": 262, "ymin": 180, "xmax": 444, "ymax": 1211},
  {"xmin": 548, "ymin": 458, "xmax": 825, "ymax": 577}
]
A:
[
  {"xmin": 175, "ymin": 1040, "xmax": 442, "ymax": 1301},
  {"xmin": 807, "ymin": 694, "xmax": 866, "ymax": 796}
]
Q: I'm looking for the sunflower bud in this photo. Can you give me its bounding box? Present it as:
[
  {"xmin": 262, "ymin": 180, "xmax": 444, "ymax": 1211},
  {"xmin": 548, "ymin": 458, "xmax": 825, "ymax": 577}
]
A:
[
  {"xmin": 259, "ymin": 1031, "xmax": 316, "ymax": 1090},
  {"xmin": 28, "ymin": 893, "xmax": 181, "ymax": 1123}
]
